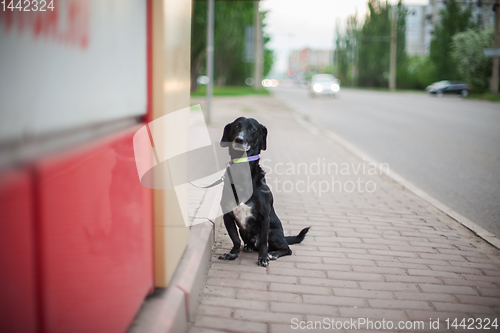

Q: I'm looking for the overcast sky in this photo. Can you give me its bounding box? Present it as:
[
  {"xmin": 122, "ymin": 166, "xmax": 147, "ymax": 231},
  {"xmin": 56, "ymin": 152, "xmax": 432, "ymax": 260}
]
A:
[{"xmin": 260, "ymin": 0, "xmax": 429, "ymax": 75}]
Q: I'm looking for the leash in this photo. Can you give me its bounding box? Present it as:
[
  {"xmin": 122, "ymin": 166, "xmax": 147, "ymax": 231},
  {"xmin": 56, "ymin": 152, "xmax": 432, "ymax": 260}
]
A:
[
  {"xmin": 189, "ymin": 177, "xmax": 224, "ymax": 189},
  {"xmin": 188, "ymin": 154, "xmax": 260, "ymax": 189}
]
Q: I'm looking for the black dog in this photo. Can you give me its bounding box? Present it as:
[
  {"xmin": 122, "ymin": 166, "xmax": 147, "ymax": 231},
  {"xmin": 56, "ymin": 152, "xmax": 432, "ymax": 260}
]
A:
[{"xmin": 218, "ymin": 117, "xmax": 309, "ymax": 267}]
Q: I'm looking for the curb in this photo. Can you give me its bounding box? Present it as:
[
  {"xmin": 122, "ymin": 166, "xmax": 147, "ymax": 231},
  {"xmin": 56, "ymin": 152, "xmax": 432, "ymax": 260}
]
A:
[
  {"xmin": 293, "ymin": 113, "xmax": 500, "ymax": 250},
  {"xmin": 128, "ymin": 185, "xmax": 222, "ymax": 333}
]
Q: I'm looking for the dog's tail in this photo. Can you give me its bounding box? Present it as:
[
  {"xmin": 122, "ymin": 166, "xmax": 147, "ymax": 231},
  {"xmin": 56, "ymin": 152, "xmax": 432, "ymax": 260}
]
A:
[{"xmin": 285, "ymin": 227, "xmax": 310, "ymax": 245}]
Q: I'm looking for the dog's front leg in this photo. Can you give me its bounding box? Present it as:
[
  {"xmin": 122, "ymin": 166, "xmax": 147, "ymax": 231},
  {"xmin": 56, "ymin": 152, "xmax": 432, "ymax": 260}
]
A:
[
  {"xmin": 257, "ymin": 216, "xmax": 270, "ymax": 267},
  {"xmin": 219, "ymin": 214, "xmax": 241, "ymax": 260}
]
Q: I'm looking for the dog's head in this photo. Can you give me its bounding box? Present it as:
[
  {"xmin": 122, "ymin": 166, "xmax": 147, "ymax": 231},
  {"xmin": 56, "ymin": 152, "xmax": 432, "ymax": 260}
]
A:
[{"xmin": 220, "ymin": 117, "xmax": 267, "ymax": 156}]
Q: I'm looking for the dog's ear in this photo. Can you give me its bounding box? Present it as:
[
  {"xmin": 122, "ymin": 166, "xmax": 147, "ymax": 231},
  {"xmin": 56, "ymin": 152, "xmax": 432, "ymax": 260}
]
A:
[
  {"xmin": 220, "ymin": 123, "xmax": 232, "ymax": 147},
  {"xmin": 259, "ymin": 124, "xmax": 268, "ymax": 151}
]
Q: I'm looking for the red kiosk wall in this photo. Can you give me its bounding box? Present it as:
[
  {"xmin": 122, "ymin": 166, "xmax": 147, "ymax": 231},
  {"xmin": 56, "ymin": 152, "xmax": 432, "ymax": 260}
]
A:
[
  {"xmin": 0, "ymin": 1, "xmax": 153, "ymax": 331},
  {"xmin": 0, "ymin": 170, "xmax": 38, "ymax": 333},
  {"xmin": 34, "ymin": 127, "xmax": 153, "ymax": 333}
]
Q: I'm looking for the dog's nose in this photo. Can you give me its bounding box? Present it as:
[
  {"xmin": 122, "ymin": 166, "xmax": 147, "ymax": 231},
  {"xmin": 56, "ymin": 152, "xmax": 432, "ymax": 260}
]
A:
[{"xmin": 234, "ymin": 137, "xmax": 244, "ymax": 145}]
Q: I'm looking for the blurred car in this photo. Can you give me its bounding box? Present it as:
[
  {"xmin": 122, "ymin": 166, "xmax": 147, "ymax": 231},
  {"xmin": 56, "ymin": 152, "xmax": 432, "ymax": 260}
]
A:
[
  {"xmin": 309, "ymin": 74, "xmax": 340, "ymax": 98},
  {"xmin": 426, "ymin": 80, "xmax": 471, "ymax": 97}
]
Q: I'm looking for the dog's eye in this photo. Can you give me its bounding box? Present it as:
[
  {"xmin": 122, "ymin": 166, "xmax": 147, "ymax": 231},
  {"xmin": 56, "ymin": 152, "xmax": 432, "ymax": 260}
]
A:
[
  {"xmin": 235, "ymin": 123, "xmax": 241, "ymax": 129},
  {"xmin": 249, "ymin": 127, "xmax": 255, "ymax": 131}
]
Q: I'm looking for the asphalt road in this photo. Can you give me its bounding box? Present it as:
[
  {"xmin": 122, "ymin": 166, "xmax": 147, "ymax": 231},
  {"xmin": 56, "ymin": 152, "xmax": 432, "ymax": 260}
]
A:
[{"xmin": 272, "ymin": 86, "xmax": 500, "ymax": 239}]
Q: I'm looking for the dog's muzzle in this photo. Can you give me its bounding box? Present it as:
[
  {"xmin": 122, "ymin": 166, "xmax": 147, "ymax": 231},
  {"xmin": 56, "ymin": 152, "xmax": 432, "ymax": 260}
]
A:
[{"xmin": 232, "ymin": 137, "xmax": 251, "ymax": 151}]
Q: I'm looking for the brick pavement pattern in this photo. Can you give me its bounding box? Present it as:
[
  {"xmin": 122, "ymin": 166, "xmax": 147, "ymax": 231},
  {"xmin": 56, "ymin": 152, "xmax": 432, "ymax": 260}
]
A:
[{"xmin": 188, "ymin": 95, "xmax": 500, "ymax": 333}]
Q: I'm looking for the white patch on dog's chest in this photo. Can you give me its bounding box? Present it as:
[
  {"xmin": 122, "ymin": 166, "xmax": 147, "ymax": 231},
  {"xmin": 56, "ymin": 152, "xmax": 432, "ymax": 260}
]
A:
[{"xmin": 233, "ymin": 203, "xmax": 253, "ymax": 229}]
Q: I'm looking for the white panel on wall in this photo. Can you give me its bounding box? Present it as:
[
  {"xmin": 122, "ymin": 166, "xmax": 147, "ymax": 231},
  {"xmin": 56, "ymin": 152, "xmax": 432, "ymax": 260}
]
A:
[{"xmin": 0, "ymin": 0, "xmax": 147, "ymax": 143}]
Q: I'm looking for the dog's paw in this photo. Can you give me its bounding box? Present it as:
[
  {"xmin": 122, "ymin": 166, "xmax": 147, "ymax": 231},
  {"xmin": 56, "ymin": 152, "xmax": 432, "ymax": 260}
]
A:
[
  {"xmin": 243, "ymin": 244, "xmax": 255, "ymax": 252},
  {"xmin": 218, "ymin": 253, "xmax": 238, "ymax": 260},
  {"xmin": 268, "ymin": 252, "xmax": 279, "ymax": 260},
  {"xmin": 257, "ymin": 257, "xmax": 270, "ymax": 267}
]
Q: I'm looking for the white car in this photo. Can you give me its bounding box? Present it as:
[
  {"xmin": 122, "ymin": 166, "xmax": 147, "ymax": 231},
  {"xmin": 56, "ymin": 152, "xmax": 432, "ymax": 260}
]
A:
[{"xmin": 309, "ymin": 74, "xmax": 340, "ymax": 98}]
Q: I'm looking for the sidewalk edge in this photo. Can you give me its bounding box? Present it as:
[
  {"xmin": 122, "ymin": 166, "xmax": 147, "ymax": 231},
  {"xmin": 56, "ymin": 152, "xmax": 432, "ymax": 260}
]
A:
[
  {"xmin": 128, "ymin": 188, "xmax": 221, "ymax": 333},
  {"xmin": 293, "ymin": 113, "xmax": 500, "ymax": 250}
]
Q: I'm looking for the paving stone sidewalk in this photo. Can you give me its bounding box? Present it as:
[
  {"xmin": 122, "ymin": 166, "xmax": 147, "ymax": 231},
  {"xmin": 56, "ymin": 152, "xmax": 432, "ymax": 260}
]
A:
[{"xmin": 188, "ymin": 95, "xmax": 500, "ymax": 333}]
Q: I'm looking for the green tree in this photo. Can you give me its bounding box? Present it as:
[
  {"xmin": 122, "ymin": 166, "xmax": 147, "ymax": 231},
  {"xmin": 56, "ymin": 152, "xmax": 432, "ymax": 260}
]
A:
[
  {"xmin": 357, "ymin": 0, "xmax": 406, "ymax": 87},
  {"xmin": 429, "ymin": 0, "xmax": 473, "ymax": 80},
  {"xmin": 263, "ymin": 38, "xmax": 274, "ymax": 79},
  {"xmin": 402, "ymin": 55, "xmax": 438, "ymax": 89},
  {"xmin": 190, "ymin": 2, "xmax": 207, "ymax": 92},
  {"xmin": 394, "ymin": 2, "xmax": 409, "ymax": 88},
  {"xmin": 451, "ymin": 27, "xmax": 494, "ymax": 92},
  {"xmin": 334, "ymin": 14, "xmax": 359, "ymax": 86},
  {"xmin": 190, "ymin": 2, "xmax": 274, "ymax": 91},
  {"xmin": 213, "ymin": 1, "xmax": 252, "ymax": 86},
  {"xmin": 358, "ymin": 0, "xmax": 390, "ymax": 87}
]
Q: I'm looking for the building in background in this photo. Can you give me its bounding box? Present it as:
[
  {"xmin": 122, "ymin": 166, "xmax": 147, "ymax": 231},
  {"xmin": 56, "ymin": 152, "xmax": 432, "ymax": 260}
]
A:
[
  {"xmin": 405, "ymin": 0, "xmax": 495, "ymax": 56},
  {"xmin": 470, "ymin": 0, "xmax": 496, "ymax": 29},
  {"xmin": 288, "ymin": 48, "xmax": 333, "ymax": 81},
  {"xmin": 405, "ymin": 4, "xmax": 433, "ymax": 55},
  {"xmin": 429, "ymin": 0, "xmax": 495, "ymax": 29}
]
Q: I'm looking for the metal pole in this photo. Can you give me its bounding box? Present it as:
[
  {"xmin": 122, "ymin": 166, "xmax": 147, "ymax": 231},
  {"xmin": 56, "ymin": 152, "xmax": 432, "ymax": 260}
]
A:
[
  {"xmin": 334, "ymin": 18, "xmax": 339, "ymax": 77},
  {"xmin": 332, "ymin": 26, "xmax": 335, "ymax": 75},
  {"xmin": 253, "ymin": 0, "xmax": 262, "ymax": 90},
  {"xmin": 389, "ymin": 5, "xmax": 397, "ymax": 91},
  {"xmin": 206, "ymin": 0, "xmax": 214, "ymax": 123},
  {"xmin": 492, "ymin": 0, "xmax": 499, "ymax": 94},
  {"xmin": 356, "ymin": 40, "xmax": 359, "ymax": 87}
]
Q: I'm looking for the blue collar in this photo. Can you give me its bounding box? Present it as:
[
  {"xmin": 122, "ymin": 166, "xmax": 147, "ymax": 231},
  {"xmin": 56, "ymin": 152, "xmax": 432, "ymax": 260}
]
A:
[{"xmin": 230, "ymin": 154, "xmax": 260, "ymax": 165}]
